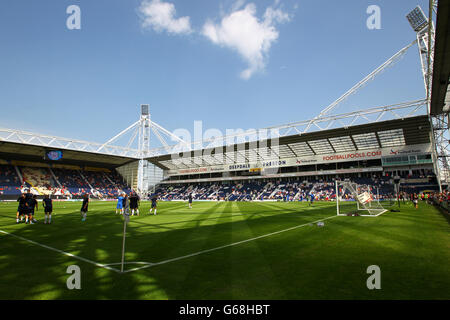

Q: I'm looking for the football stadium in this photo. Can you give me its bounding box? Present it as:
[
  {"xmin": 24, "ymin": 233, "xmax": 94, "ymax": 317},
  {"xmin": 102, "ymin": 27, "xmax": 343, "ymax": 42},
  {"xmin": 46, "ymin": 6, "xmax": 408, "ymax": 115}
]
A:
[{"xmin": 0, "ymin": 1, "xmax": 449, "ymax": 302}]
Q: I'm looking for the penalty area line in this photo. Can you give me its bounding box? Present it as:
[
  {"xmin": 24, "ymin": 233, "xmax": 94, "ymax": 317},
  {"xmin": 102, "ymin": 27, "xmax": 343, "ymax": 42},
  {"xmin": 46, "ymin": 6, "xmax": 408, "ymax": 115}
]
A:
[
  {"xmin": 0, "ymin": 229, "xmax": 121, "ymax": 273},
  {"xmin": 123, "ymin": 215, "xmax": 339, "ymax": 274}
]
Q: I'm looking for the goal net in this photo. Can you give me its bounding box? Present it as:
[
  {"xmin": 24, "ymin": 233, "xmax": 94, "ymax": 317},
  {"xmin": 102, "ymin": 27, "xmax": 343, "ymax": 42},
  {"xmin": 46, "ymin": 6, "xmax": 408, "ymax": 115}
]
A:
[{"xmin": 335, "ymin": 180, "xmax": 387, "ymax": 217}]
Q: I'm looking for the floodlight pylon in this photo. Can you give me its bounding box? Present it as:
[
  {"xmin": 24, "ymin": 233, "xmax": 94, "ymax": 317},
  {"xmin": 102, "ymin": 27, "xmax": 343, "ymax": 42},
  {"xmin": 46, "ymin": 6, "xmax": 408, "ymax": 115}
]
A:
[
  {"xmin": 407, "ymin": 3, "xmax": 450, "ymax": 188},
  {"xmin": 137, "ymin": 105, "xmax": 151, "ymax": 195}
]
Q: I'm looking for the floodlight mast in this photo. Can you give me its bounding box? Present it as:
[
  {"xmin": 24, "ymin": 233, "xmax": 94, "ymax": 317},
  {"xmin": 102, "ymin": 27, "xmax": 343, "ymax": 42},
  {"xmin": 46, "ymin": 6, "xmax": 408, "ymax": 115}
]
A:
[
  {"xmin": 137, "ymin": 104, "xmax": 151, "ymax": 196},
  {"xmin": 406, "ymin": 6, "xmax": 434, "ymax": 101},
  {"xmin": 407, "ymin": 3, "xmax": 450, "ymax": 189}
]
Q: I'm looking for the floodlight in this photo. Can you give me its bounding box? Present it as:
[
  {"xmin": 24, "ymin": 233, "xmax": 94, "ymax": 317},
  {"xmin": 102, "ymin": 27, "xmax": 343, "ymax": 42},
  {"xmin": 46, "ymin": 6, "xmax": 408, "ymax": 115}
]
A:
[
  {"xmin": 141, "ymin": 104, "xmax": 149, "ymax": 116},
  {"xmin": 406, "ymin": 6, "xmax": 428, "ymax": 32}
]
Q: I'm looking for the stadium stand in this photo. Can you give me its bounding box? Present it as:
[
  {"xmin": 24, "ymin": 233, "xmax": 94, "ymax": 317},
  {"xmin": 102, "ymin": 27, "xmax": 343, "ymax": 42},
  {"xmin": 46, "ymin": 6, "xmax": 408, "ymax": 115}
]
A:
[
  {"xmin": 20, "ymin": 167, "xmax": 56, "ymax": 195},
  {"xmin": 0, "ymin": 164, "xmax": 132, "ymax": 198},
  {"xmin": 154, "ymin": 172, "xmax": 438, "ymax": 202},
  {"xmin": 53, "ymin": 168, "xmax": 132, "ymax": 198},
  {"xmin": 0, "ymin": 161, "xmax": 439, "ymax": 201},
  {"xmin": 0, "ymin": 165, "xmax": 21, "ymax": 195}
]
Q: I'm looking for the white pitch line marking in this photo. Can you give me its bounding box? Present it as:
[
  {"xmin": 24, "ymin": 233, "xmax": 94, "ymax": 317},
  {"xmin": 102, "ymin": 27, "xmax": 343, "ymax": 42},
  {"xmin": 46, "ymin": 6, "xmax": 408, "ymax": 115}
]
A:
[
  {"xmin": 123, "ymin": 215, "xmax": 339, "ymax": 273},
  {"xmin": 104, "ymin": 261, "xmax": 153, "ymax": 267},
  {"xmin": 0, "ymin": 229, "xmax": 121, "ymax": 273}
]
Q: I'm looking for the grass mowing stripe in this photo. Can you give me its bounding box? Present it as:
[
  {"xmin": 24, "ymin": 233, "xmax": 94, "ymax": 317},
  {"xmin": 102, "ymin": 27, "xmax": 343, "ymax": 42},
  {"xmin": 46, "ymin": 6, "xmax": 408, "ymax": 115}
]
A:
[
  {"xmin": 130, "ymin": 202, "xmax": 334, "ymax": 230},
  {"xmin": 0, "ymin": 229, "xmax": 121, "ymax": 273},
  {"xmin": 1, "ymin": 201, "xmax": 449, "ymax": 299},
  {"xmin": 123, "ymin": 215, "xmax": 338, "ymax": 273}
]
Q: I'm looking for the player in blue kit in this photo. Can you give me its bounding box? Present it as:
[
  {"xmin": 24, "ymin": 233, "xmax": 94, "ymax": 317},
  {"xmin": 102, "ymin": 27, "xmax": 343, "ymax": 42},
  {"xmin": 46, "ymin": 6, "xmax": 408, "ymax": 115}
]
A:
[
  {"xmin": 116, "ymin": 193, "xmax": 124, "ymax": 215},
  {"xmin": 309, "ymin": 192, "xmax": 315, "ymax": 206}
]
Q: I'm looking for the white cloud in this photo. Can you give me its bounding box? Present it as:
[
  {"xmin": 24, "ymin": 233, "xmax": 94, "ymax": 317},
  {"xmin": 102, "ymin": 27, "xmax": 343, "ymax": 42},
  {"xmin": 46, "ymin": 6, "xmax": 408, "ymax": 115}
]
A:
[
  {"xmin": 202, "ymin": 2, "xmax": 291, "ymax": 79},
  {"xmin": 139, "ymin": 0, "xmax": 192, "ymax": 35}
]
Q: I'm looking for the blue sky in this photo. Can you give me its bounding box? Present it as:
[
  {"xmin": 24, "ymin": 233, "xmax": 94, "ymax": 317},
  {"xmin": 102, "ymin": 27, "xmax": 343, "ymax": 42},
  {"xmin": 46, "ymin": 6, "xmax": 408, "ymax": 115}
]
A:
[{"xmin": 0, "ymin": 0, "xmax": 429, "ymax": 147}]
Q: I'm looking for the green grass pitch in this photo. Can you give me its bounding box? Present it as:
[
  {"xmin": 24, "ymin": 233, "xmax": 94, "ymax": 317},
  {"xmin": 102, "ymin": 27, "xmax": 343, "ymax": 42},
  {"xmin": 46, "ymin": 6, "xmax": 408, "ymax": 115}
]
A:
[{"xmin": 0, "ymin": 200, "xmax": 449, "ymax": 300}]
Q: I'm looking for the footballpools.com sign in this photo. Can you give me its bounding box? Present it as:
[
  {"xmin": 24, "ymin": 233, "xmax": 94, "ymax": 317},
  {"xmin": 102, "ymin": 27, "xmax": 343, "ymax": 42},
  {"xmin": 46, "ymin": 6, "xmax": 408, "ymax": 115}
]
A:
[
  {"xmin": 167, "ymin": 144, "xmax": 431, "ymax": 176},
  {"xmin": 321, "ymin": 150, "xmax": 382, "ymax": 162}
]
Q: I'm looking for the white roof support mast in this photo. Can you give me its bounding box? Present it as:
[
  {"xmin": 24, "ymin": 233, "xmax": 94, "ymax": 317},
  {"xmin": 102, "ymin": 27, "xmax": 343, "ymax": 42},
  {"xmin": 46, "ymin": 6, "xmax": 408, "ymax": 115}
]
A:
[
  {"xmin": 100, "ymin": 104, "xmax": 192, "ymax": 195},
  {"xmin": 304, "ymin": 40, "xmax": 417, "ymax": 132},
  {"xmin": 137, "ymin": 104, "xmax": 151, "ymax": 195}
]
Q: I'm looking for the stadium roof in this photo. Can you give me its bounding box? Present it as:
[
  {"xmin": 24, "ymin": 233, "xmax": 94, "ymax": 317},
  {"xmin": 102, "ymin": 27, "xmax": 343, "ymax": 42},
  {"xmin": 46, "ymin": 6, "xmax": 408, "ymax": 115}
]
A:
[
  {"xmin": 0, "ymin": 140, "xmax": 137, "ymax": 168},
  {"xmin": 430, "ymin": 0, "xmax": 450, "ymax": 115},
  {"xmin": 148, "ymin": 115, "xmax": 431, "ymax": 171},
  {"xmin": 0, "ymin": 127, "xmax": 140, "ymax": 168}
]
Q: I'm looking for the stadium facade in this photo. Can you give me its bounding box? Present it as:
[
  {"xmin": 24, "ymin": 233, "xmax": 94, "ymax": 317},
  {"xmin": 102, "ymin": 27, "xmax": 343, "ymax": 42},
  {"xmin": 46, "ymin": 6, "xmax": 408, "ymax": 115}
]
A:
[
  {"xmin": 148, "ymin": 115, "xmax": 435, "ymax": 187},
  {"xmin": 0, "ymin": 112, "xmax": 438, "ymax": 200}
]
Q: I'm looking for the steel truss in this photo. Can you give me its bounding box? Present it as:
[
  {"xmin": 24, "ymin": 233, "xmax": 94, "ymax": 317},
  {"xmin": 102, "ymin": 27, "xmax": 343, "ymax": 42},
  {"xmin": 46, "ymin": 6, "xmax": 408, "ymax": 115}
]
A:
[
  {"xmin": 0, "ymin": 103, "xmax": 427, "ymax": 164},
  {"xmin": 304, "ymin": 40, "xmax": 417, "ymax": 132},
  {"xmin": 429, "ymin": 0, "xmax": 450, "ymax": 186},
  {"xmin": 407, "ymin": 2, "xmax": 450, "ymax": 187},
  {"xmin": 146, "ymin": 100, "xmax": 428, "ymax": 158},
  {"xmin": 431, "ymin": 114, "xmax": 450, "ymax": 185},
  {"xmin": 0, "ymin": 128, "xmax": 140, "ymax": 158},
  {"xmin": 96, "ymin": 105, "xmax": 192, "ymax": 195},
  {"xmin": 145, "ymin": 33, "xmax": 428, "ymax": 158}
]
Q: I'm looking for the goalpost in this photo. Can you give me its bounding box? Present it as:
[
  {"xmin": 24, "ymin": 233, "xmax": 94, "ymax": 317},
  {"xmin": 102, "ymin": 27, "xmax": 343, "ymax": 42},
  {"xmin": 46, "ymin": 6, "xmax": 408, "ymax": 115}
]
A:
[{"xmin": 335, "ymin": 180, "xmax": 387, "ymax": 217}]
